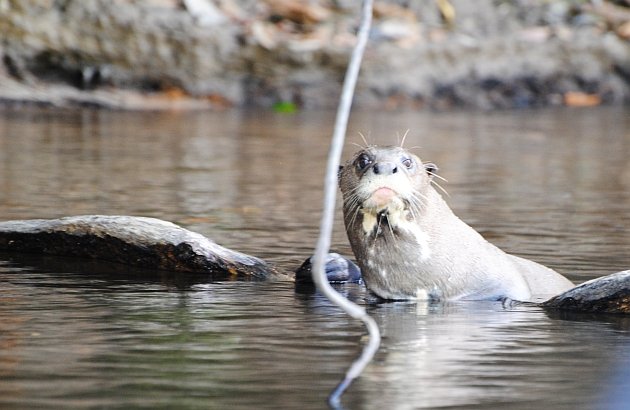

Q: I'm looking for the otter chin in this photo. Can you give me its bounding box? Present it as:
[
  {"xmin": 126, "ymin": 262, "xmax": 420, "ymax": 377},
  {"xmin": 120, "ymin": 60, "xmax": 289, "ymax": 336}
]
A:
[{"xmin": 338, "ymin": 145, "xmax": 574, "ymax": 302}]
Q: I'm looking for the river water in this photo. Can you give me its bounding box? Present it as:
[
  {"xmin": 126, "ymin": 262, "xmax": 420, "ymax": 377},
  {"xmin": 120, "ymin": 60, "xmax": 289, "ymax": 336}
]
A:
[{"xmin": 1, "ymin": 107, "xmax": 629, "ymax": 409}]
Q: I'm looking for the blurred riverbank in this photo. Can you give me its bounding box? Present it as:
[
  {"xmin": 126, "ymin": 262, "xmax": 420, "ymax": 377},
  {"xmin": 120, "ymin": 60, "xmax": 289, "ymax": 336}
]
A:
[{"xmin": 1, "ymin": 0, "xmax": 629, "ymax": 110}]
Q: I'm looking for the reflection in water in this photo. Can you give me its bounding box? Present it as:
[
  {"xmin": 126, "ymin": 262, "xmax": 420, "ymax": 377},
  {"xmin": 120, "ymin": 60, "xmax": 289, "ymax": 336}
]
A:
[
  {"xmin": 360, "ymin": 302, "xmax": 630, "ymax": 409},
  {"xmin": 1, "ymin": 107, "xmax": 630, "ymax": 409}
]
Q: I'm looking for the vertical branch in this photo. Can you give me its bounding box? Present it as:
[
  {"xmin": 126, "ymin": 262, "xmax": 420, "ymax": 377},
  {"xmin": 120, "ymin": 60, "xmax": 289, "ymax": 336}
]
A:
[{"xmin": 310, "ymin": 0, "xmax": 378, "ymax": 407}]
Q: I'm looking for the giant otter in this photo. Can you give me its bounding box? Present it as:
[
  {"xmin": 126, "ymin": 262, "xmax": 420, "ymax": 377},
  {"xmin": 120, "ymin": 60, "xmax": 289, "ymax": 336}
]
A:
[{"xmin": 338, "ymin": 145, "xmax": 574, "ymax": 302}]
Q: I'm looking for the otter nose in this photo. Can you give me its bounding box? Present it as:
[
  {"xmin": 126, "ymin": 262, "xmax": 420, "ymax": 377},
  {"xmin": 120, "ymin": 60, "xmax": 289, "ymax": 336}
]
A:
[{"xmin": 372, "ymin": 162, "xmax": 398, "ymax": 175}]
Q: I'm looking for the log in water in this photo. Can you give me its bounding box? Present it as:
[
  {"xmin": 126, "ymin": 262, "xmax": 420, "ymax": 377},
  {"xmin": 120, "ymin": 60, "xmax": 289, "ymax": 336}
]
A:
[
  {"xmin": 0, "ymin": 215, "xmax": 276, "ymax": 279},
  {"xmin": 542, "ymin": 270, "xmax": 630, "ymax": 314}
]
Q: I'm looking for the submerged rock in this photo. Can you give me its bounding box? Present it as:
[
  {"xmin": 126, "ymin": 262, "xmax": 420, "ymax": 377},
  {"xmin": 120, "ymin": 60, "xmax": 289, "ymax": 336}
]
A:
[{"xmin": 294, "ymin": 253, "xmax": 362, "ymax": 285}]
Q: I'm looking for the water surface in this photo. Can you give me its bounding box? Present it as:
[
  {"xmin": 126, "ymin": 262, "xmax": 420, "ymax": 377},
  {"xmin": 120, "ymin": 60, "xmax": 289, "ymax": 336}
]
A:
[{"xmin": 1, "ymin": 107, "xmax": 630, "ymax": 409}]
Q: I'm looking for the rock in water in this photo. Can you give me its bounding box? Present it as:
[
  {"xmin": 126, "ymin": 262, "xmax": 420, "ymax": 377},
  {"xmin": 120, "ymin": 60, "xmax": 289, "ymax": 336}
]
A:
[
  {"xmin": 0, "ymin": 215, "xmax": 275, "ymax": 279},
  {"xmin": 294, "ymin": 253, "xmax": 362, "ymax": 285},
  {"xmin": 542, "ymin": 271, "xmax": 630, "ymax": 314}
]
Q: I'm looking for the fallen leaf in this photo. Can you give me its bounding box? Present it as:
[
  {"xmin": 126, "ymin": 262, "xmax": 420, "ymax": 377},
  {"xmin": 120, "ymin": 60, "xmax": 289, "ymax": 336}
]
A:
[{"xmin": 563, "ymin": 91, "xmax": 601, "ymax": 107}]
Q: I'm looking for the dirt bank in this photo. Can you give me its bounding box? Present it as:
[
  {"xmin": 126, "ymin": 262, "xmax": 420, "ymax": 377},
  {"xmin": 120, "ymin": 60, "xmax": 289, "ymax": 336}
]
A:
[{"xmin": 1, "ymin": 0, "xmax": 629, "ymax": 109}]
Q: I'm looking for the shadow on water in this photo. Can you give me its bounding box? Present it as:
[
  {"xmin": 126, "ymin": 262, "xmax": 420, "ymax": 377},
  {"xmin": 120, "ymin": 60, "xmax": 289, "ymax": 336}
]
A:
[
  {"xmin": 0, "ymin": 251, "xmax": 271, "ymax": 292},
  {"xmin": 1, "ymin": 107, "xmax": 630, "ymax": 409}
]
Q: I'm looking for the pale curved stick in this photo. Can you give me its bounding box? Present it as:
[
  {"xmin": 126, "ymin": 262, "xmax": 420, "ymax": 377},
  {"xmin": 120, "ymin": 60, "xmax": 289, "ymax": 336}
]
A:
[{"xmin": 309, "ymin": 0, "xmax": 379, "ymax": 407}]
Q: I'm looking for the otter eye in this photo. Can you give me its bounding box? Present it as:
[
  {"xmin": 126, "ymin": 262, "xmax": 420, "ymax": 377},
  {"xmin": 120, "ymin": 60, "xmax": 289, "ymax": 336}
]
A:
[
  {"xmin": 402, "ymin": 157, "xmax": 414, "ymax": 169},
  {"xmin": 356, "ymin": 154, "xmax": 372, "ymax": 171}
]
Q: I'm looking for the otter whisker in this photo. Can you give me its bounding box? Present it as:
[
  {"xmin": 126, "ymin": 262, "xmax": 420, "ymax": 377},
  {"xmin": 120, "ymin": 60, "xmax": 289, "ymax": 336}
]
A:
[
  {"xmin": 357, "ymin": 132, "xmax": 371, "ymax": 148},
  {"xmin": 346, "ymin": 185, "xmax": 363, "ymax": 196},
  {"xmin": 350, "ymin": 212, "xmax": 361, "ymax": 230},
  {"xmin": 412, "ymin": 190, "xmax": 429, "ymax": 202},
  {"xmin": 343, "ymin": 195, "xmax": 360, "ymax": 220},
  {"xmin": 342, "ymin": 184, "xmax": 363, "ymax": 198},
  {"xmin": 409, "ymin": 191, "xmax": 428, "ymax": 209},
  {"xmin": 371, "ymin": 214, "xmax": 384, "ymax": 247},
  {"xmin": 427, "ymin": 170, "xmax": 448, "ymax": 183},
  {"xmin": 408, "ymin": 197, "xmax": 426, "ymax": 221},
  {"xmin": 343, "ymin": 198, "xmax": 360, "ymax": 218},
  {"xmin": 406, "ymin": 203, "xmax": 422, "ymax": 224},
  {"xmin": 347, "ymin": 200, "xmax": 363, "ymax": 228},
  {"xmin": 405, "ymin": 199, "xmax": 420, "ymax": 222},
  {"xmin": 384, "ymin": 214, "xmax": 395, "ymax": 238},
  {"xmin": 399, "ymin": 129, "xmax": 410, "ymax": 148},
  {"xmin": 431, "ymin": 180, "xmax": 450, "ymax": 197}
]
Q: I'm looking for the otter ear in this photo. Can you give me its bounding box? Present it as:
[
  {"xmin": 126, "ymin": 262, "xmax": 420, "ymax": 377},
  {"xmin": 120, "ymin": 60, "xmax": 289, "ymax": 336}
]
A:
[
  {"xmin": 337, "ymin": 165, "xmax": 344, "ymax": 181},
  {"xmin": 424, "ymin": 162, "xmax": 438, "ymax": 179}
]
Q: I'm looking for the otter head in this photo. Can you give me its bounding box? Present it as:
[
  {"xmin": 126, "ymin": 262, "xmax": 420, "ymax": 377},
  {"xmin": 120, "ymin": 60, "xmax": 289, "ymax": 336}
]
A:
[{"xmin": 339, "ymin": 146, "xmax": 438, "ymax": 235}]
